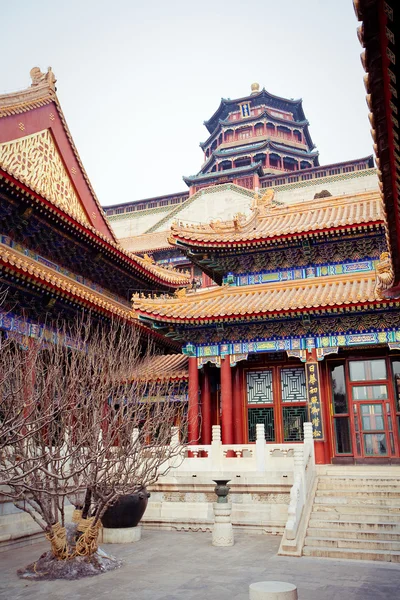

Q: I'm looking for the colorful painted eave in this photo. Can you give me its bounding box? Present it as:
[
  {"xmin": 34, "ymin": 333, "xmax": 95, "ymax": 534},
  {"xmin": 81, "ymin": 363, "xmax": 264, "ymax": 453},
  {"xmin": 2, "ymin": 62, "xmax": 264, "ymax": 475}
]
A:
[
  {"xmin": 132, "ymin": 271, "xmax": 390, "ymax": 325},
  {"xmin": 0, "ymin": 242, "xmax": 179, "ymax": 349},
  {"xmin": 0, "ymin": 170, "xmax": 190, "ymax": 289},
  {"xmin": 169, "ymin": 190, "xmax": 384, "ymax": 250}
]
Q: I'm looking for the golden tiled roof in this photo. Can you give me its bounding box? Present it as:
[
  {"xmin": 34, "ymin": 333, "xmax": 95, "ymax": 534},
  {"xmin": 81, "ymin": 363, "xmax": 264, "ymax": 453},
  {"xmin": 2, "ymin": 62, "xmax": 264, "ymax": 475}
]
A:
[
  {"xmin": 0, "ymin": 170, "xmax": 189, "ymax": 288},
  {"xmin": 132, "ymin": 354, "xmax": 188, "ymax": 382},
  {"xmin": 0, "ymin": 243, "xmax": 182, "ymax": 349},
  {"xmin": 0, "ymin": 243, "xmax": 134, "ymax": 319},
  {"xmin": 132, "ymin": 271, "xmax": 385, "ymax": 323},
  {"xmin": 169, "ymin": 190, "xmax": 384, "ymax": 248},
  {"xmin": 121, "ymin": 231, "xmax": 173, "ymax": 253},
  {"xmin": 0, "ymin": 71, "xmax": 190, "ymax": 288}
]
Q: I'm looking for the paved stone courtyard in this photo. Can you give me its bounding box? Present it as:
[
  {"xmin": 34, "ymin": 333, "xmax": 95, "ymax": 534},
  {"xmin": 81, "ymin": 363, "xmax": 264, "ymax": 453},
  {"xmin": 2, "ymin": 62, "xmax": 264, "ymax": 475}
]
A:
[{"xmin": 0, "ymin": 530, "xmax": 399, "ymax": 600}]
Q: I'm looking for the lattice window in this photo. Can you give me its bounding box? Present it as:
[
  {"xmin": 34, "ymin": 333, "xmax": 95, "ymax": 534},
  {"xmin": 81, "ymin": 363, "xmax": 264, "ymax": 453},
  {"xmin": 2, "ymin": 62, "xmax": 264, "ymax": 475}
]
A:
[
  {"xmin": 246, "ymin": 370, "xmax": 273, "ymax": 404},
  {"xmin": 283, "ymin": 407, "xmax": 307, "ymax": 442},
  {"xmin": 281, "ymin": 368, "xmax": 306, "ymax": 403},
  {"xmin": 248, "ymin": 407, "xmax": 275, "ymax": 442}
]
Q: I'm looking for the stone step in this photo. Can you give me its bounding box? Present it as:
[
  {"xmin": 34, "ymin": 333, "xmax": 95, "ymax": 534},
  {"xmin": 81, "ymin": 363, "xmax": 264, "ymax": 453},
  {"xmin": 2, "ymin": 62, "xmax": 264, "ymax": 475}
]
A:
[
  {"xmin": 316, "ymin": 467, "xmax": 400, "ymax": 476},
  {"xmin": 314, "ymin": 495, "xmax": 400, "ymax": 508},
  {"xmin": 303, "ymin": 545, "xmax": 400, "ymax": 562},
  {"xmin": 312, "ymin": 504, "xmax": 400, "ymax": 521},
  {"xmin": 308, "ymin": 519, "xmax": 400, "ymax": 531},
  {"xmin": 317, "ymin": 481, "xmax": 400, "ymax": 492},
  {"xmin": 306, "ymin": 527, "xmax": 400, "ymax": 541},
  {"xmin": 304, "ymin": 536, "xmax": 400, "ymax": 551},
  {"xmin": 316, "ymin": 489, "xmax": 400, "ymax": 499},
  {"xmin": 310, "ymin": 511, "xmax": 400, "ymax": 523}
]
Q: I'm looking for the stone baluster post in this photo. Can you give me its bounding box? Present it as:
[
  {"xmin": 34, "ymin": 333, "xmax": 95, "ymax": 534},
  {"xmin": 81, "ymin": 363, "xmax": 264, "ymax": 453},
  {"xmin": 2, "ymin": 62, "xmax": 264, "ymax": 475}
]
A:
[
  {"xmin": 293, "ymin": 446, "xmax": 305, "ymax": 503},
  {"xmin": 255, "ymin": 423, "xmax": 266, "ymax": 472},
  {"xmin": 170, "ymin": 426, "xmax": 180, "ymax": 447},
  {"xmin": 132, "ymin": 427, "xmax": 140, "ymax": 446},
  {"xmin": 211, "ymin": 425, "xmax": 222, "ymax": 470},
  {"xmin": 303, "ymin": 422, "xmax": 314, "ymax": 461}
]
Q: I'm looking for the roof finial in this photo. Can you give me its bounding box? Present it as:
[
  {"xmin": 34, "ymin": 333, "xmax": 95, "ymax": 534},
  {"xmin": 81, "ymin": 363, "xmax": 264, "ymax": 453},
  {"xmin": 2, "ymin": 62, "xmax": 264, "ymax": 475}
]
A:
[
  {"xmin": 30, "ymin": 67, "xmax": 57, "ymax": 91},
  {"xmin": 250, "ymin": 82, "xmax": 260, "ymax": 95}
]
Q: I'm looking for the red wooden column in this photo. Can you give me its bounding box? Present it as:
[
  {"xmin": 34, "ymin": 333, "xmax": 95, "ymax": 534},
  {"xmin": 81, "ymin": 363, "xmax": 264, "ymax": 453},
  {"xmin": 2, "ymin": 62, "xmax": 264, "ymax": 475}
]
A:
[
  {"xmin": 306, "ymin": 348, "xmax": 329, "ymax": 464},
  {"xmin": 201, "ymin": 365, "xmax": 212, "ymax": 444},
  {"xmin": 188, "ymin": 357, "xmax": 200, "ymax": 443},
  {"xmin": 232, "ymin": 366, "xmax": 244, "ymax": 443},
  {"xmin": 220, "ymin": 356, "xmax": 233, "ymax": 444}
]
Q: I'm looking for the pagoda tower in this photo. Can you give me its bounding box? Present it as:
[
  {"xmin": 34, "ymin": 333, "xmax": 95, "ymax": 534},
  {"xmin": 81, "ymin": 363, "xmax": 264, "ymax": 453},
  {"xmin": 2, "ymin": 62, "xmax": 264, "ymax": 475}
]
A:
[{"xmin": 183, "ymin": 83, "xmax": 319, "ymax": 195}]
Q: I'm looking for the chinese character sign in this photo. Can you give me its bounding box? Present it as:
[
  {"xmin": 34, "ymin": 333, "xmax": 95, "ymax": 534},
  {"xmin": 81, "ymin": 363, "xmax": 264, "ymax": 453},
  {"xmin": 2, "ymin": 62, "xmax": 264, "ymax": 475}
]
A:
[
  {"xmin": 241, "ymin": 103, "xmax": 250, "ymax": 117},
  {"xmin": 305, "ymin": 362, "xmax": 324, "ymax": 440}
]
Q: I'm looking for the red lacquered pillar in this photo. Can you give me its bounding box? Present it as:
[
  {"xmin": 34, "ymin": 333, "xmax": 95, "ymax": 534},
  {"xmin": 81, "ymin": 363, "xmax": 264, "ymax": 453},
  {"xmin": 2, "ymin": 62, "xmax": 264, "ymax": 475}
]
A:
[
  {"xmin": 188, "ymin": 357, "xmax": 200, "ymax": 443},
  {"xmin": 232, "ymin": 366, "xmax": 244, "ymax": 443},
  {"xmin": 201, "ymin": 366, "xmax": 212, "ymax": 445},
  {"xmin": 221, "ymin": 356, "xmax": 233, "ymax": 444}
]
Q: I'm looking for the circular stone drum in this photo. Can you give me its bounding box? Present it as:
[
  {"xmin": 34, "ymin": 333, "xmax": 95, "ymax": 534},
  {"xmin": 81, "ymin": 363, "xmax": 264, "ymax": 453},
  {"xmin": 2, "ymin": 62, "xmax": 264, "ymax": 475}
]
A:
[{"xmin": 249, "ymin": 581, "xmax": 298, "ymax": 600}]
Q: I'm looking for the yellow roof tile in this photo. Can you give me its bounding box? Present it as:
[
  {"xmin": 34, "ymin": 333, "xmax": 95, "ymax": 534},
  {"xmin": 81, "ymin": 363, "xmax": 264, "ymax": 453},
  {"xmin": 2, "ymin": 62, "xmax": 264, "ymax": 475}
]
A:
[
  {"xmin": 132, "ymin": 354, "xmax": 188, "ymax": 382},
  {"xmin": 170, "ymin": 191, "xmax": 384, "ymax": 247},
  {"xmin": 132, "ymin": 271, "xmax": 383, "ymax": 323}
]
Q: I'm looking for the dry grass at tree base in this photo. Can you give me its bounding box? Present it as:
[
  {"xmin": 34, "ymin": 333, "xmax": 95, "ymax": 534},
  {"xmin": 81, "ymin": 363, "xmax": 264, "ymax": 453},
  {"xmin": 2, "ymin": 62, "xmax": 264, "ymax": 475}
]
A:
[
  {"xmin": 18, "ymin": 548, "xmax": 121, "ymax": 581},
  {"xmin": 17, "ymin": 523, "xmax": 121, "ymax": 580}
]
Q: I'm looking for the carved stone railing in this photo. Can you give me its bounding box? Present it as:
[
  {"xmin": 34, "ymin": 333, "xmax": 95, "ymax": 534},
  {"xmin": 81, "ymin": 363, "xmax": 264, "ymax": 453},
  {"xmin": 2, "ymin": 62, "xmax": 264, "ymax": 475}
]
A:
[
  {"xmin": 163, "ymin": 423, "xmax": 311, "ymax": 479},
  {"xmin": 278, "ymin": 422, "xmax": 316, "ymax": 556}
]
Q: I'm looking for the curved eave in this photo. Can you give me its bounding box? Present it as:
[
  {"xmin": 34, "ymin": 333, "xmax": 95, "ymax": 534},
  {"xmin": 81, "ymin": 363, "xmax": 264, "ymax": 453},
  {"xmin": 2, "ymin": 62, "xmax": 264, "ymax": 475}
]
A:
[
  {"xmin": 172, "ymin": 221, "xmax": 385, "ymax": 250},
  {"xmin": 0, "ymin": 250, "xmax": 180, "ymax": 350},
  {"xmin": 136, "ymin": 298, "xmax": 393, "ymax": 327},
  {"xmin": 204, "ymin": 89, "xmax": 303, "ymax": 134},
  {"xmin": 211, "ymin": 141, "xmax": 318, "ymax": 163},
  {"xmin": 0, "ymin": 170, "xmax": 190, "ymax": 290},
  {"xmin": 201, "ymin": 110, "xmax": 312, "ymax": 150},
  {"xmin": 183, "ymin": 162, "xmax": 263, "ymax": 185}
]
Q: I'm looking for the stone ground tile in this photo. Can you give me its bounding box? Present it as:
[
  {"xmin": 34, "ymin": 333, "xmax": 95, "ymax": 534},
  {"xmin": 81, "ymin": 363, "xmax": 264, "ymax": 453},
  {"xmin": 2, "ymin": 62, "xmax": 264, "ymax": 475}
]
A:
[{"xmin": 0, "ymin": 530, "xmax": 400, "ymax": 600}]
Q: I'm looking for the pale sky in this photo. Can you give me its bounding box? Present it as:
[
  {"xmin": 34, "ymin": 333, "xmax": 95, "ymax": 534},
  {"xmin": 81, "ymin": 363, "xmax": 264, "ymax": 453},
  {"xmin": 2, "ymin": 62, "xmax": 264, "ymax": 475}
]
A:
[{"xmin": 2, "ymin": 0, "xmax": 371, "ymax": 206}]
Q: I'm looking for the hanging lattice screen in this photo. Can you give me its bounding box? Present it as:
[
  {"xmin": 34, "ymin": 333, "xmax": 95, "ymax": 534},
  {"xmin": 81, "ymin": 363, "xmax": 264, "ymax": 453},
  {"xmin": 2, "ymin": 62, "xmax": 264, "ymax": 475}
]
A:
[
  {"xmin": 248, "ymin": 407, "xmax": 275, "ymax": 442},
  {"xmin": 280, "ymin": 368, "xmax": 307, "ymax": 403},
  {"xmin": 246, "ymin": 370, "xmax": 273, "ymax": 404},
  {"xmin": 283, "ymin": 406, "xmax": 307, "ymax": 441}
]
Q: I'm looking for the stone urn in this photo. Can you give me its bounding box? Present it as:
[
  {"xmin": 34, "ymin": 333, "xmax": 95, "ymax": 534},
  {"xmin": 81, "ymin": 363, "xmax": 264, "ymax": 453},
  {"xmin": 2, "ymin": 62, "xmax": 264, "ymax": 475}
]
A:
[
  {"xmin": 102, "ymin": 489, "xmax": 150, "ymax": 529},
  {"xmin": 213, "ymin": 479, "xmax": 231, "ymax": 503}
]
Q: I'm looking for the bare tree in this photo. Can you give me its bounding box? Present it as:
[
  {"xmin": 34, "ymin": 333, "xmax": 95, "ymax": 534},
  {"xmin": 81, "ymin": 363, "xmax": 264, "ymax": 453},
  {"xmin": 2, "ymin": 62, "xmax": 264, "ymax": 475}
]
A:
[{"xmin": 0, "ymin": 316, "xmax": 187, "ymax": 577}]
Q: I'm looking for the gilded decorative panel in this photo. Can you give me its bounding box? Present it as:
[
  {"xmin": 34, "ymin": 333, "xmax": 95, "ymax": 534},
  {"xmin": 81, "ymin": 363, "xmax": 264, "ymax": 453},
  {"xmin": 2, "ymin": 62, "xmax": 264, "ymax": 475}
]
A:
[{"xmin": 0, "ymin": 129, "xmax": 89, "ymax": 224}]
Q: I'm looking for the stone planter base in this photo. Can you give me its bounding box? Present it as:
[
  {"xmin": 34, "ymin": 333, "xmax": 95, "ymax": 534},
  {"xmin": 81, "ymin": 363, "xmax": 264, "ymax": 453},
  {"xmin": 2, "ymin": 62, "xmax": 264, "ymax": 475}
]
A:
[
  {"xmin": 212, "ymin": 502, "xmax": 234, "ymax": 547},
  {"xmin": 249, "ymin": 581, "xmax": 298, "ymax": 600},
  {"xmin": 101, "ymin": 526, "xmax": 142, "ymax": 544}
]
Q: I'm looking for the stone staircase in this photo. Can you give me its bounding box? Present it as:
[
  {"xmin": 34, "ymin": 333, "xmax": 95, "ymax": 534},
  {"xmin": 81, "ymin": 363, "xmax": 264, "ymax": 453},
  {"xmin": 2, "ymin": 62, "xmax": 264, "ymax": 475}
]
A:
[{"xmin": 303, "ymin": 466, "xmax": 400, "ymax": 562}]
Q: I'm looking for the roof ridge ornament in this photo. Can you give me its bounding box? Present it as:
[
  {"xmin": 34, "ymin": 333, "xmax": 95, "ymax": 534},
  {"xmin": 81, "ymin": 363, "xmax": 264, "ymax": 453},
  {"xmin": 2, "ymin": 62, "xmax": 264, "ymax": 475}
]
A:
[
  {"xmin": 250, "ymin": 82, "xmax": 260, "ymax": 95},
  {"xmin": 30, "ymin": 67, "xmax": 57, "ymax": 91}
]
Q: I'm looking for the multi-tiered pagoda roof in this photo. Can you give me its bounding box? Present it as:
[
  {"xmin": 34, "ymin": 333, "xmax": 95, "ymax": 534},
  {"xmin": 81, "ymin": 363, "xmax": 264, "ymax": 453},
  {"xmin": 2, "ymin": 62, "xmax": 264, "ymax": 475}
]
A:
[{"xmin": 184, "ymin": 83, "xmax": 319, "ymax": 193}]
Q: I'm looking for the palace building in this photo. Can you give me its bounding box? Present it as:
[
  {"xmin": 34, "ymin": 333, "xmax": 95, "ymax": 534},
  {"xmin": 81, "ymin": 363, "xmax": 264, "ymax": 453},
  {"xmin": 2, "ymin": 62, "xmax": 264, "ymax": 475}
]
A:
[
  {"xmin": 1, "ymin": 68, "xmax": 399, "ymax": 470},
  {"xmin": 106, "ymin": 81, "xmax": 400, "ymax": 467},
  {"xmin": 0, "ymin": 67, "xmax": 190, "ymax": 353}
]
